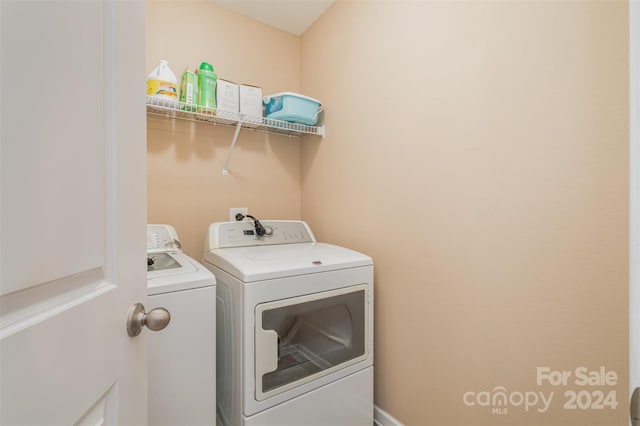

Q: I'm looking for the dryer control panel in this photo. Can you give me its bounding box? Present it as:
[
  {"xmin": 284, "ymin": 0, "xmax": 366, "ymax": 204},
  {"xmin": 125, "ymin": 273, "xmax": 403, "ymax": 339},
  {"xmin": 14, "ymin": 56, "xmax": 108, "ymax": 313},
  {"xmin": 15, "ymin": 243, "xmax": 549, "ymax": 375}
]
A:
[{"xmin": 205, "ymin": 220, "xmax": 316, "ymax": 249}]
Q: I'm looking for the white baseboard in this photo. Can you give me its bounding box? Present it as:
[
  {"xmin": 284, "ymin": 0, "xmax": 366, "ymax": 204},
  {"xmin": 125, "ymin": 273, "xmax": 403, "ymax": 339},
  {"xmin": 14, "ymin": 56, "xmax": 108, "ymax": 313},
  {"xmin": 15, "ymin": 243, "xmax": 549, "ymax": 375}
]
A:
[{"xmin": 373, "ymin": 405, "xmax": 404, "ymax": 426}]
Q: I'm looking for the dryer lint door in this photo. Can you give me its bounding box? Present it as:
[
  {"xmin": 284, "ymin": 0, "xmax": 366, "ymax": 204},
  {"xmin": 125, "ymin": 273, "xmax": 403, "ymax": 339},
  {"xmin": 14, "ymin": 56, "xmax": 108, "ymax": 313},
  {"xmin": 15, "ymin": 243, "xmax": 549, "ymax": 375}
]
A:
[{"xmin": 254, "ymin": 284, "xmax": 369, "ymax": 401}]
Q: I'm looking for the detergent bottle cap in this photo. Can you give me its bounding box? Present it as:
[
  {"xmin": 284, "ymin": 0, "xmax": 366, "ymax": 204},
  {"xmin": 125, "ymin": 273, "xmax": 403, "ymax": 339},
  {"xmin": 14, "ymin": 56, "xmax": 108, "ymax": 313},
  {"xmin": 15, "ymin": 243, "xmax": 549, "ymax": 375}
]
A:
[{"xmin": 199, "ymin": 62, "xmax": 214, "ymax": 72}]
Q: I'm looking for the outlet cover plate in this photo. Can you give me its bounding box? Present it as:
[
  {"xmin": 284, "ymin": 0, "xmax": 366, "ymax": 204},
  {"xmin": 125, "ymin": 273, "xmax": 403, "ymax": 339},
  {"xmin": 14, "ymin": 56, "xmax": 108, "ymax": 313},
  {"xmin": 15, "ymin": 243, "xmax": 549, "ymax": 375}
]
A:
[{"xmin": 229, "ymin": 207, "xmax": 248, "ymax": 222}]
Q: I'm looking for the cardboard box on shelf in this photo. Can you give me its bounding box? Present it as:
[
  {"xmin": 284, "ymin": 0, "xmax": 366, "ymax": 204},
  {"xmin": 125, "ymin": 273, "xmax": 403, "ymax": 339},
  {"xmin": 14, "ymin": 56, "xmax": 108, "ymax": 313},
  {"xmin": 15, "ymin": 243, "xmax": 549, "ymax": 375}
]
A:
[
  {"xmin": 240, "ymin": 84, "xmax": 263, "ymax": 124},
  {"xmin": 216, "ymin": 79, "xmax": 239, "ymax": 118}
]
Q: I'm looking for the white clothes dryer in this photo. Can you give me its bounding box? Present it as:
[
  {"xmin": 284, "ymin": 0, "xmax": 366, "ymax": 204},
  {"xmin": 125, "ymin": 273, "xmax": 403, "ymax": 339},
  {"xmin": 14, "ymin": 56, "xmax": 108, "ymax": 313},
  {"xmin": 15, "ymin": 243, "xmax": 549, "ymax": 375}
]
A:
[
  {"xmin": 202, "ymin": 220, "xmax": 374, "ymax": 426},
  {"xmin": 147, "ymin": 224, "xmax": 216, "ymax": 426}
]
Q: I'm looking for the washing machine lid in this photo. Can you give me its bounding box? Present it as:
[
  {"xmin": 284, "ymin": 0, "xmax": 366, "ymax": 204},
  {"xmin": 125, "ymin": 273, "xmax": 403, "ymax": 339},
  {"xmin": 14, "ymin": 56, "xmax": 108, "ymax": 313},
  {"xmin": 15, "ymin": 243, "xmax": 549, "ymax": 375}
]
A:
[
  {"xmin": 203, "ymin": 242, "xmax": 372, "ymax": 282},
  {"xmin": 147, "ymin": 252, "xmax": 215, "ymax": 295}
]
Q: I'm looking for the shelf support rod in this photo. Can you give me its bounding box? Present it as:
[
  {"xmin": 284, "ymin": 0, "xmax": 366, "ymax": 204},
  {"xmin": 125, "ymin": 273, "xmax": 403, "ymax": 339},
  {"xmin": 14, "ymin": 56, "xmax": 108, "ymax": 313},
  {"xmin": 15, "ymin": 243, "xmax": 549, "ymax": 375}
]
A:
[{"xmin": 222, "ymin": 120, "xmax": 244, "ymax": 176}]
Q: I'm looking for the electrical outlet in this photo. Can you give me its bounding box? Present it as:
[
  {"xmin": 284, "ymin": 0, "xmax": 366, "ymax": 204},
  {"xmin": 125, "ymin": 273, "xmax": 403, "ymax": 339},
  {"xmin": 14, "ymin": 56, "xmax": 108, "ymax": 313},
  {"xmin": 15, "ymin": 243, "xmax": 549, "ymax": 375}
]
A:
[{"xmin": 229, "ymin": 207, "xmax": 248, "ymax": 222}]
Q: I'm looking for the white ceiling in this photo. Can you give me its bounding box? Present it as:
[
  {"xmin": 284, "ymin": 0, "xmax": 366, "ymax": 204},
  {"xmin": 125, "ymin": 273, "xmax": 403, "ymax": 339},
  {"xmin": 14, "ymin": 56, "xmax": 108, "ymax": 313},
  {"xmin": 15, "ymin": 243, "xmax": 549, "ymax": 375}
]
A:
[{"xmin": 210, "ymin": 0, "xmax": 335, "ymax": 36}]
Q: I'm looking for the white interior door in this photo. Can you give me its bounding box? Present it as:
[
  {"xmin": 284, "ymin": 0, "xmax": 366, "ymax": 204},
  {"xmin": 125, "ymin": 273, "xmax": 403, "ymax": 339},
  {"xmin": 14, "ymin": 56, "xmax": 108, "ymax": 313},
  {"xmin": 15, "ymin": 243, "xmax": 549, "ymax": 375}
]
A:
[{"xmin": 0, "ymin": 1, "xmax": 147, "ymax": 424}]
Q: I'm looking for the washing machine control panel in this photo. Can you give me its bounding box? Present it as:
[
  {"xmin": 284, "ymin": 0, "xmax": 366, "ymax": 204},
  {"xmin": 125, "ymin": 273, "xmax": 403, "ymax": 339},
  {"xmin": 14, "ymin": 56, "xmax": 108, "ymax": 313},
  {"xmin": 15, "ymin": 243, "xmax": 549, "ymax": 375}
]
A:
[
  {"xmin": 208, "ymin": 220, "xmax": 316, "ymax": 248},
  {"xmin": 148, "ymin": 224, "xmax": 182, "ymax": 254}
]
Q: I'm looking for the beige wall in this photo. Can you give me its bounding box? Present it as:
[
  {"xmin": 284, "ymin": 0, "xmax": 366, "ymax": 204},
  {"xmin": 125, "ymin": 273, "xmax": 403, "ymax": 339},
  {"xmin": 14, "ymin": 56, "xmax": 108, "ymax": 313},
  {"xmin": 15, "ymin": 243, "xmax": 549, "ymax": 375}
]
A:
[
  {"xmin": 300, "ymin": 1, "xmax": 629, "ymax": 425},
  {"xmin": 147, "ymin": 1, "xmax": 302, "ymax": 257}
]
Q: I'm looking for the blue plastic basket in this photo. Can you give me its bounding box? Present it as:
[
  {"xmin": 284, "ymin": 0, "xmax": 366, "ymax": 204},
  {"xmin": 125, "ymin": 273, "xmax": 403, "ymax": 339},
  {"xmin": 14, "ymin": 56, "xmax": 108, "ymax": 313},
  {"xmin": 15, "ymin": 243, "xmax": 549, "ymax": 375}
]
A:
[{"xmin": 263, "ymin": 92, "xmax": 322, "ymax": 126}]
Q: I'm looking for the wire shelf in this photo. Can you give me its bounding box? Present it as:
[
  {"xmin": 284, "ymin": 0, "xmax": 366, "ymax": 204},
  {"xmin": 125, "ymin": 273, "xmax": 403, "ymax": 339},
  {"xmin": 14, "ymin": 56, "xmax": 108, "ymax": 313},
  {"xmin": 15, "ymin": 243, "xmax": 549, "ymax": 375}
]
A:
[{"xmin": 146, "ymin": 96, "xmax": 324, "ymax": 137}]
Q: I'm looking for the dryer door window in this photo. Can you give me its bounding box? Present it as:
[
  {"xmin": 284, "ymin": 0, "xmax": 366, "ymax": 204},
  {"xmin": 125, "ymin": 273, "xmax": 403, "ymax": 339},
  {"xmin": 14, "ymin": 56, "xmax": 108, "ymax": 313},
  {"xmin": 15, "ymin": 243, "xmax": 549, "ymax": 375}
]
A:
[{"xmin": 254, "ymin": 284, "xmax": 369, "ymax": 401}]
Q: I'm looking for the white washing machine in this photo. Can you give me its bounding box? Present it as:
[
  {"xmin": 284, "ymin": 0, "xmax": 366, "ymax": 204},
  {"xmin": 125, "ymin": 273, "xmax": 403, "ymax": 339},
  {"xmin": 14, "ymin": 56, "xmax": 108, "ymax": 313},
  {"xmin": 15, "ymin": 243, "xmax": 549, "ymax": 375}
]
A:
[
  {"xmin": 202, "ymin": 219, "xmax": 374, "ymax": 426},
  {"xmin": 147, "ymin": 224, "xmax": 216, "ymax": 426}
]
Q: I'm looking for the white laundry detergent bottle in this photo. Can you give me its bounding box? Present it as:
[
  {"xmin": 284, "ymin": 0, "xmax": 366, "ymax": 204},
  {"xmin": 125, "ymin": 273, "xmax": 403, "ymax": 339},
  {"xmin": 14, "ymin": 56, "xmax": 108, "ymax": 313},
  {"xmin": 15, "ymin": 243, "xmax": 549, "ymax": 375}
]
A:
[{"xmin": 147, "ymin": 60, "xmax": 178, "ymax": 106}]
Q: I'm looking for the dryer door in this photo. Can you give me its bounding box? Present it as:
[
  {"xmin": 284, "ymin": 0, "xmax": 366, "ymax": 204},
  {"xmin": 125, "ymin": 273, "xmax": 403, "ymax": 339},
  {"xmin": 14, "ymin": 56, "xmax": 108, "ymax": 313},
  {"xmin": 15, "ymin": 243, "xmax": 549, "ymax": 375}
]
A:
[{"xmin": 254, "ymin": 284, "xmax": 369, "ymax": 401}]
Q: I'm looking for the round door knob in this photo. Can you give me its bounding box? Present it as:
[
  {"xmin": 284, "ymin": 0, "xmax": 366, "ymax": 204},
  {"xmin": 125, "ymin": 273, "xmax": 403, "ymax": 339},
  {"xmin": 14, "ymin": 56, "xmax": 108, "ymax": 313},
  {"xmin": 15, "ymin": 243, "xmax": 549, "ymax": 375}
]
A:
[{"xmin": 127, "ymin": 303, "xmax": 171, "ymax": 337}]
